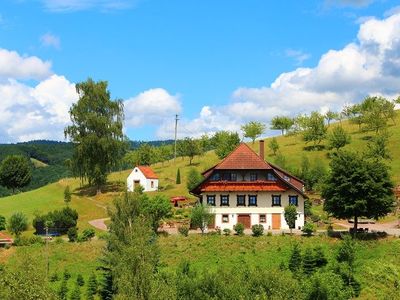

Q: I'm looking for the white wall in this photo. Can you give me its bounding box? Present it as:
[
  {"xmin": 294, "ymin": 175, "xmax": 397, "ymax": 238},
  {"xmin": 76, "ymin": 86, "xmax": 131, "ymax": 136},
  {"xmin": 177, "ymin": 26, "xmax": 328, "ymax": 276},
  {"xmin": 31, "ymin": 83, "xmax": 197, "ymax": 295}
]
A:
[{"xmin": 127, "ymin": 167, "xmax": 158, "ymax": 192}]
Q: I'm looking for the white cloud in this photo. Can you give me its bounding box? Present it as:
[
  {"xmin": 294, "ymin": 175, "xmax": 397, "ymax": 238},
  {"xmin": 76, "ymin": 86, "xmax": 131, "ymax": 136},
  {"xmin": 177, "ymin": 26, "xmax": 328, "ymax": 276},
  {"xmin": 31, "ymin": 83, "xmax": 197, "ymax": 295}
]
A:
[
  {"xmin": 285, "ymin": 49, "xmax": 311, "ymax": 66},
  {"xmin": 161, "ymin": 12, "xmax": 400, "ymax": 138},
  {"xmin": 40, "ymin": 33, "xmax": 61, "ymax": 49},
  {"xmin": 0, "ymin": 75, "xmax": 78, "ymax": 142},
  {"xmin": 0, "ymin": 48, "xmax": 52, "ymax": 80},
  {"xmin": 124, "ymin": 88, "xmax": 181, "ymax": 127},
  {"xmin": 40, "ymin": 0, "xmax": 136, "ymax": 12}
]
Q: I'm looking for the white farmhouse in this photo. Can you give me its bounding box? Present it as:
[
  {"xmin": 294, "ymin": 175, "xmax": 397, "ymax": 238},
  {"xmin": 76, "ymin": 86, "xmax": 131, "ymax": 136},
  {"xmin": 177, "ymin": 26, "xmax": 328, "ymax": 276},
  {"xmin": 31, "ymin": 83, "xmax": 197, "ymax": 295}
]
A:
[{"xmin": 127, "ymin": 166, "xmax": 159, "ymax": 192}]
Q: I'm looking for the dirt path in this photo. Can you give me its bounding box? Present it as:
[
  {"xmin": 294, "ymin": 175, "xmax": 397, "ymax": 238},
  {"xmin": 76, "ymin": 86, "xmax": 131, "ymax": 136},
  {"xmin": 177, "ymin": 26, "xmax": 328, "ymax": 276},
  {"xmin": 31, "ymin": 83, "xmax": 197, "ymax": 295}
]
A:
[
  {"xmin": 334, "ymin": 220, "xmax": 400, "ymax": 236},
  {"xmin": 88, "ymin": 218, "xmax": 110, "ymax": 231}
]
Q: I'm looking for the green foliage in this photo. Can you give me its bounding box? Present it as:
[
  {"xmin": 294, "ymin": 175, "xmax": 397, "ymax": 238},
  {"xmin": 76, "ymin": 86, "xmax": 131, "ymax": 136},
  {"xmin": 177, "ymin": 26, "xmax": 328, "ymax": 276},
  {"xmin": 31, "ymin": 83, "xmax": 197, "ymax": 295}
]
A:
[
  {"xmin": 70, "ymin": 283, "xmax": 82, "ymax": 300},
  {"xmin": 0, "ymin": 215, "xmax": 5, "ymax": 231},
  {"xmin": 176, "ymin": 168, "xmax": 181, "ymax": 184},
  {"xmin": 58, "ymin": 279, "xmax": 69, "ymax": 300},
  {"xmin": 307, "ymin": 271, "xmax": 353, "ymax": 300},
  {"xmin": 223, "ymin": 228, "xmax": 231, "ymax": 236},
  {"xmin": 302, "ymin": 112, "xmax": 328, "ymax": 147},
  {"xmin": 190, "ymin": 203, "xmax": 213, "ymax": 234},
  {"xmin": 284, "ymin": 205, "xmax": 298, "ymax": 233},
  {"xmin": 64, "ymin": 185, "xmax": 72, "ymax": 206},
  {"xmin": 179, "ymin": 137, "xmax": 202, "ymax": 165},
  {"xmin": 365, "ymin": 132, "xmax": 391, "ymax": 160},
  {"xmin": 288, "ymin": 243, "xmax": 302, "ymax": 274},
  {"xmin": 336, "ymin": 235, "xmax": 356, "ymax": 267},
  {"xmin": 251, "ymin": 224, "xmax": 264, "ymax": 237},
  {"xmin": 178, "ymin": 225, "xmax": 189, "ymax": 237},
  {"xmin": 141, "ymin": 194, "xmax": 173, "ymax": 233},
  {"xmin": 13, "ymin": 235, "xmax": 44, "ymax": 246},
  {"xmin": 241, "ymin": 121, "xmax": 266, "ymax": 143},
  {"xmin": 302, "ymin": 248, "xmax": 316, "ymax": 275},
  {"xmin": 274, "ymin": 151, "xmax": 287, "ymax": 169},
  {"xmin": 0, "ymin": 155, "xmax": 32, "ymax": 192},
  {"xmin": 0, "ymin": 249, "xmax": 55, "ymax": 300},
  {"xmin": 64, "ymin": 78, "xmax": 128, "ymax": 190},
  {"xmin": 325, "ymin": 110, "xmax": 340, "ymax": 126},
  {"xmin": 68, "ymin": 227, "xmax": 78, "ymax": 242},
  {"xmin": 212, "ymin": 131, "xmax": 240, "ymax": 159},
  {"xmin": 233, "ymin": 223, "xmax": 245, "ymax": 236},
  {"xmin": 268, "ymin": 137, "xmax": 280, "ymax": 155},
  {"xmin": 32, "ymin": 207, "xmax": 78, "ymax": 235},
  {"xmin": 327, "ymin": 126, "xmax": 351, "ymax": 151},
  {"xmin": 76, "ymin": 274, "xmax": 85, "ymax": 286},
  {"xmin": 186, "ymin": 168, "xmax": 203, "ymax": 191},
  {"xmin": 63, "ymin": 269, "xmax": 72, "ymax": 281},
  {"xmin": 302, "ymin": 223, "xmax": 315, "ymax": 236},
  {"xmin": 86, "ymin": 273, "xmax": 98, "ymax": 300},
  {"xmin": 271, "ymin": 116, "xmax": 294, "ymax": 135},
  {"xmin": 323, "ymin": 151, "xmax": 394, "ymax": 231},
  {"xmin": 313, "ymin": 246, "xmax": 328, "ymax": 268},
  {"xmin": 7, "ymin": 212, "xmax": 28, "ymax": 237},
  {"xmin": 80, "ymin": 228, "xmax": 96, "ymax": 241},
  {"xmin": 50, "ymin": 272, "xmax": 60, "ymax": 282}
]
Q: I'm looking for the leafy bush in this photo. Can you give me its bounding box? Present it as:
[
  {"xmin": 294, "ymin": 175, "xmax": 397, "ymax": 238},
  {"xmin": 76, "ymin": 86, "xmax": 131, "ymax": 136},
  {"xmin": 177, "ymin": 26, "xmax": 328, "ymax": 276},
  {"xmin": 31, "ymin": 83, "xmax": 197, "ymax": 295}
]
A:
[
  {"xmin": 233, "ymin": 223, "xmax": 245, "ymax": 236},
  {"xmin": 310, "ymin": 214, "xmax": 321, "ymax": 223},
  {"xmin": 76, "ymin": 274, "xmax": 85, "ymax": 286},
  {"xmin": 178, "ymin": 225, "xmax": 189, "ymax": 237},
  {"xmin": 97, "ymin": 232, "xmax": 109, "ymax": 240},
  {"xmin": 223, "ymin": 228, "xmax": 231, "ymax": 236},
  {"xmin": 8, "ymin": 212, "xmax": 28, "ymax": 237},
  {"xmin": 267, "ymin": 231, "xmax": 272, "ymax": 236},
  {"xmin": 13, "ymin": 235, "xmax": 44, "ymax": 246},
  {"xmin": 79, "ymin": 228, "xmax": 95, "ymax": 242},
  {"xmin": 0, "ymin": 215, "xmax": 6, "ymax": 231},
  {"xmin": 302, "ymin": 222, "xmax": 315, "ymax": 236},
  {"xmin": 251, "ymin": 224, "xmax": 264, "ymax": 237},
  {"xmin": 33, "ymin": 207, "xmax": 78, "ymax": 235},
  {"xmin": 67, "ymin": 227, "xmax": 78, "ymax": 242},
  {"xmin": 50, "ymin": 272, "xmax": 59, "ymax": 282}
]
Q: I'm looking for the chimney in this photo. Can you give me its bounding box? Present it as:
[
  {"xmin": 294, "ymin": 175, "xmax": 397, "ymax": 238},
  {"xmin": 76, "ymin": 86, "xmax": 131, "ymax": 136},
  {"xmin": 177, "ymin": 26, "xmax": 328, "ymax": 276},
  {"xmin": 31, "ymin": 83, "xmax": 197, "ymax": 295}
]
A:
[{"xmin": 259, "ymin": 140, "xmax": 265, "ymax": 161}]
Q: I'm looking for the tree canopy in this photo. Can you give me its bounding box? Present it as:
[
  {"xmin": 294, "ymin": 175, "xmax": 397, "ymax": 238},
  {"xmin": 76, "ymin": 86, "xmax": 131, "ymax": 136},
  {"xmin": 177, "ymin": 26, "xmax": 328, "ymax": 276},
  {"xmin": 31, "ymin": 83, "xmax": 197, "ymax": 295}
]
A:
[
  {"xmin": 302, "ymin": 112, "xmax": 327, "ymax": 147},
  {"xmin": 212, "ymin": 131, "xmax": 240, "ymax": 159},
  {"xmin": 241, "ymin": 121, "xmax": 266, "ymax": 143},
  {"xmin": 64, "ymin": 78, "xmax": 127, "ymax": 191},
  {"xmin": 327, "ymin": 126, "xmax": 351, "ymax": 151},
  {"xmin": 270, "ymin": 116, "xmax": 294, "ymax": 135},
  {"xmin": 0, "ymin": 155, "xmax": 32, "ymax": 193},
  {"xmin": 322, "ymin": 151, "xmax": 394, "ymax": 232}
]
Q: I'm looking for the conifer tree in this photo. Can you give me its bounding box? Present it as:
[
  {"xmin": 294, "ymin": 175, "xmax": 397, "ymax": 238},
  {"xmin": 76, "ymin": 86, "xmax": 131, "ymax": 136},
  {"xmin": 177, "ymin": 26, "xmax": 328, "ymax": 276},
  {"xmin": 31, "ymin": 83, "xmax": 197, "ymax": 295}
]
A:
[
  {"xmin": 313, "ymin": 246, "xmax": 328, "ymax": 268},
  {"xmin": 76, "ymin": 274, "xmax": 85, "ymax": 286},
  {"xmin": 58, "ymin": 279, "xmax": 68, "ymax": 300},
  {"xmin": 176, "ymin": 168, "xmax": 181, "ymax": 184},
  {"xmin": 303, "ymin": 248, "xmax": 316, "ymax": 275},
  {"xmin": 70, "ymin": 283, "xmax": 81, "ymax": 300},
  {"xmin": 86, "ymin": 273, "xmax": 98, "ymax": 300},
  {"xmin": 288, "ymin": 243, "xmax": 302, "ymax": 274}
]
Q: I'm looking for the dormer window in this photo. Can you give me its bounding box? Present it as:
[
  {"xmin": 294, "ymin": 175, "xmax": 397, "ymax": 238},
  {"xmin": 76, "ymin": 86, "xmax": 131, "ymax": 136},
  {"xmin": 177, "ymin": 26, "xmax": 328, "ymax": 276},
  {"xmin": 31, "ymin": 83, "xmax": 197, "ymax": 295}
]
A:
[
  {"xmin": 250, "ymin": 173, "xmax": 257, "ymax": 181},
  {"xmin": 230, "ymin": 173, "xmax": 237, "ymax": 181},
  {"xmin": 267, "ymin": 173, "xmax": 277, "ymax": 181},
  {"xmin": 211, "ymin": 173, "xmax": 220, "ymax": 181},
  {"xmin": 283, "ymin": 175, "xmax": 290, "ymax": 182}
]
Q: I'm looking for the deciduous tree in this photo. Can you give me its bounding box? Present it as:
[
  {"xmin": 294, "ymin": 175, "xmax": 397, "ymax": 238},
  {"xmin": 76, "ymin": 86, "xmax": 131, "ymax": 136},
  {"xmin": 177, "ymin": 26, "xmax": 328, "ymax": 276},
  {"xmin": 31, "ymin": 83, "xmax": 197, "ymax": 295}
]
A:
[
  {"xmin": 64, "ymin": 78, "xmax": 127, "ymax": 192},
  {"xmin": 190, "ymin": 203, "xmax": 213, "ymax": 234},
  {"xmin": 0, "ymin": 155, "xmax": 32, "ymax": 193},
  {"xmin": 271, "ymin": 116, "xmax": 294, "ymax": 135},
  {"xmin": 141, "ymin": 195, "xmax": 172, "ymax": 233},
  {"xmin": 327, "ymin": 126, "xmax": 351, "ymax": 151},
  {"xmin": 284, "ymin": 205, "xmax": 298, "ymax": 234},
  {"xmin": 268, "ymin": 137, "xmax": 279, "ymax": 155},
  {"xmin": 212, "ymin": 131, "xmax": 240, "ymax": 159},
  {"xmin": 302, "ymin": 112, "xmax": 327, "ymax": 147},
  {"xmin": 241, "ymin": 121, "xmax": 266, "ymax": 143},
  {"xmin": 322, "ymin": 151, "xmax": 394, "ymax": 233},
  {"xmin": 7, "ymin": 212, "xmax": 28, "ymax": 237},
  {"xmin": 186, "ymin": 168, "xmax": 203, "ymax": 191}
]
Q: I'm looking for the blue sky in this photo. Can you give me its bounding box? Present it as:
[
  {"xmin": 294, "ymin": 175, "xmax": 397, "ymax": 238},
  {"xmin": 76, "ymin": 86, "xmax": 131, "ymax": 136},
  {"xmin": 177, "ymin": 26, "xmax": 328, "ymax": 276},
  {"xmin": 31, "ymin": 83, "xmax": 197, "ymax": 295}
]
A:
[{"xmin": 1, "ymin": 0, "xmax": 400, "ymax": 142}]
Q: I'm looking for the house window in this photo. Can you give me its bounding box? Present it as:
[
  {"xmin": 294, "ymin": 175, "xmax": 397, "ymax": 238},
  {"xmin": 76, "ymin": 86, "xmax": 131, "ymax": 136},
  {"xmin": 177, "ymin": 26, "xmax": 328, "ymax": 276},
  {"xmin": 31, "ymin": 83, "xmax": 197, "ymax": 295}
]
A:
[
  {"xmin": 222, "ymin": 214, "xmax": 229, "ymax": 223},
  {"xmin": 151, "ymin": 181, "xmax": 154, "ymax": 188},
  {"xmin": 250, "ymin": 173, "xmax": 257, "ymax": 181},
  {"xmin": 259, "ymin": 214, "xmax": 266, "ymax": 223},
  {"xmin": 237, "ymin": 195, "xmax": 246, "ymax": 206},
  {"xmin": 211, "ymin": 173, "xmax": 220, "ymax": 181},
  {"xmin": 272, "ymin": 195, "xmax": 281, "ymax": 206},
  {"xmin": 207, "ymin": 195, "xmax": 216, "ymax": 206},
  {"xmin": 289, "ymin": 195, "xmax": 298, "ymax": 206},
  {"xmin": 220, "ymin": 195, "xmax": 229, "ymax": 206},
  {"xmin": 267, "ymin": 173, "xmax": 277, "ymax": 181},
  {"xmin": 248, "ymin": 195, "xmax": 257, "ymax": 206},
  {"xmin": 222, "ymin": 173, "xmax": 230, "ymax": 181},
  {"xmin": 283, "ymin": 175, "xmax": 290, "ymax": 182},
  {"xmin": 230, "ymin": 173, "xmax": 237, "ymax": 181}
]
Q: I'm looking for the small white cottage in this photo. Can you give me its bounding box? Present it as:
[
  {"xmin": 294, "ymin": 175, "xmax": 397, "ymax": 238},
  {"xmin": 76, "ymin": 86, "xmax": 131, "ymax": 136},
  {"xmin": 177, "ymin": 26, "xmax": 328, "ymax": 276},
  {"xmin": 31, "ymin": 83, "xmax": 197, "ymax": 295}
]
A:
[{"xmin": 127, "ymin": 166, "xmax": 159, "ymax": 192}]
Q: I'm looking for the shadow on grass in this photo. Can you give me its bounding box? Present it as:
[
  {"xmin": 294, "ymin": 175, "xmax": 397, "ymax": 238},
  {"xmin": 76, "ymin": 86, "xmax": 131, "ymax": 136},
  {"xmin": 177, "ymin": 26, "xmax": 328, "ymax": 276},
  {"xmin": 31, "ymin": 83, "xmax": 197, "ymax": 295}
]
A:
[
  {"xmin": 75, "ymin": 181, "xmax": 125, "ymax": 197},
  {"xmin": 328, "ymin": 230, "xmax": 388, "ymax": 240},
  {"xmin": 303, "ymin": 145, "xmax": 326, "ymax": 151}
]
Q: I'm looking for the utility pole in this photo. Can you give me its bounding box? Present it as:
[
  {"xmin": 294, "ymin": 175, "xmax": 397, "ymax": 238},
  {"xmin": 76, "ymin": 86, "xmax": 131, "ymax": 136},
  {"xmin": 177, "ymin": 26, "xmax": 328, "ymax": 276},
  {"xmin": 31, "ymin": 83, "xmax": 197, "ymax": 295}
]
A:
[{"xmin": 174, "ymin": 114, "xmax": 179, "ymax": 162}]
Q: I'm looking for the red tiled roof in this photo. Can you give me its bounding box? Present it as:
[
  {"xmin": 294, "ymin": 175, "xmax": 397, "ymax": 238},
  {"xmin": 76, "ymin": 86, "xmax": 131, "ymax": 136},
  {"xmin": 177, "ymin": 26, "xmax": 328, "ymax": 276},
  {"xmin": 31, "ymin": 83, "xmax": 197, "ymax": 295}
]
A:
[
  {"xmin": 214, "ymin": 143, "xmax": 272, "ymax": 170},
  {"xmin": 0, "ymin": 232, "xmax": 13, "ymax": 243},
  {"xmin": 137, "ymin": 166, "xmax": 158, "ymax": 179},
  {"xmin": 200, "ymin": 181, "xmax": 287, "ymax": 192}
]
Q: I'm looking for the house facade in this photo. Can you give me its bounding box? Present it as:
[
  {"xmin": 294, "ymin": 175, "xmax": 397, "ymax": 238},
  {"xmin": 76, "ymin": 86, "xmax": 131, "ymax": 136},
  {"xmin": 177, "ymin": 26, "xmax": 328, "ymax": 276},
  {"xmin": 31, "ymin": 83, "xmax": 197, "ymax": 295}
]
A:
[
  {"xmin": 127, "ymin": 166, "xmax": 159, "ymax": 192},
  {"xmin": 190, "ymin": 141, "xmax": 306, "ymax": 230}
]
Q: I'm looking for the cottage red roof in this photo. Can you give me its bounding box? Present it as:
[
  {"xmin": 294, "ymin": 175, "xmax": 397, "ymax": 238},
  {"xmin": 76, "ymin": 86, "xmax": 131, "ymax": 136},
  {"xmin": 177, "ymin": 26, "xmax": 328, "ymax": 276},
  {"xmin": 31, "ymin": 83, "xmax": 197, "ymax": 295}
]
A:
[
  {"xmin": 214, "ymin": 143, "xmax": 272, "ymax": 171},
  {"xmin": 137, "ymin": 166, "xmax": 158, "ymax": 179},
  {"xmin": 0, "ymin": 232, "xmax": 13, "ymax": 243},
  {"xmin": 200, "ymin": 181, "xmax": 287, "ymax": 192}
]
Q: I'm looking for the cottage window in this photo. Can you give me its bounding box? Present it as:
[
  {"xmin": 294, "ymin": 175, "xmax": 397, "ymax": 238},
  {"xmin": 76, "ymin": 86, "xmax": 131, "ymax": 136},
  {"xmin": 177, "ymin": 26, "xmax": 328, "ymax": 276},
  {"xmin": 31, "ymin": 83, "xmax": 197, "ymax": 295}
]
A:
[
  {"xmin": 230, "ymin": 173, "xmax": 237, "ymax": 181},
  {"xmin": 267, "ymin": 173, "xmax": 277, "ymax": 181},
  {"xmin": 220, "ymin": 195, "xmax": 229, "ymax": 206},
  {"xmin": 259, "ymin": 214, "xmax": 266, "ymax": 223},
  {"xmin": 272, "ymin": 195, "xmax": 281, "ymax": 206},
  {"xmin": 222, "ymin": 173, "xmax": 230, "ymax": 181},
  {"xmin": 248, "ymin": 195, "xmax": 257, "ymax": 206},
  {"xmin": 237, "ymin": 195, "xmax": 246, "ymax": 206},
  {"xmin": 151, "ymin": 181, "xmax": 154, "ymax": 188},
  {"xmin": 250, "ymin": 173, "xmax": 257, "ymax": 181},
  {"xmin": 211, "ymin": 173, "xmax": 220, "ymax": 181},
  {"xmin": 289, "ymin": 195, "xmax": 298, "ymax": 206},
  {"xmin": 207, "ymin": 195, "xmax": 216, "ymax": 206},
  {"xmin": 222, "ymin": 214, "xmax": 229, "ymax": 223}
]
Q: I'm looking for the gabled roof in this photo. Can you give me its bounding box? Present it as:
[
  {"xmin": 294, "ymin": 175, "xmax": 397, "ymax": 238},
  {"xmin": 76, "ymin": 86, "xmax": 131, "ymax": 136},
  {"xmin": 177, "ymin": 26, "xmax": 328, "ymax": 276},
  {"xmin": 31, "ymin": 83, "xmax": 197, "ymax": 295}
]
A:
[
  {"xmin": 137, "ymin": 166, "xmax": 158, "ymax": 179},
  {"xmin": 200, "ymin": 180, "xmax": 287, "ymax": 192},
  {"xmin": 212, "ymin": 143, "xmax": 272, "ymax": 171},
  {"xmin": 0, "ymin": 232, "xmax": 13, "ymax": 244}
]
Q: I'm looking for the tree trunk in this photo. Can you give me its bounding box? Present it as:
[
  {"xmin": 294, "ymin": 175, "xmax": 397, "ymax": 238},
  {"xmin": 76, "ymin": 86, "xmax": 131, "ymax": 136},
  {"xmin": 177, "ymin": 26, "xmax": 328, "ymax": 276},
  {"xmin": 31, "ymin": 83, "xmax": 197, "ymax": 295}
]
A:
[{"xmin": 353, "ymin": 215, "xmax": 358, "ymax": 238}]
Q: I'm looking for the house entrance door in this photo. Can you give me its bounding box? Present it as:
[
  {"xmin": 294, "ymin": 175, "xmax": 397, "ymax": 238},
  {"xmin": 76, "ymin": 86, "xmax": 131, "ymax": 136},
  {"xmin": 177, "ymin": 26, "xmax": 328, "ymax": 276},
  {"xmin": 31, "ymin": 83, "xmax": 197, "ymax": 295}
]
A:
[
  {"xmin": 237, "ymin": 214, "xmax": 251, "ymax": 229},
  {"xmin": 272, "ymin": 214, "xmax": 281, "ymax": 229}
]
